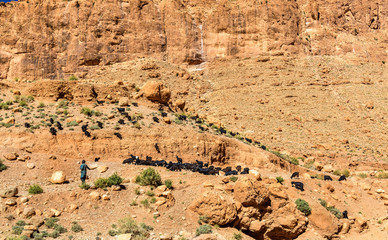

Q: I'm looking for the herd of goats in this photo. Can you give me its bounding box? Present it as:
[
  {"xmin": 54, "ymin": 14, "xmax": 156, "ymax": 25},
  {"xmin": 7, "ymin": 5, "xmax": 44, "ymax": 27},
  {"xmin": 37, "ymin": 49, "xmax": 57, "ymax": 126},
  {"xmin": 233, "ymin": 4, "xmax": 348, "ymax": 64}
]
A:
[{"xmin": 41, "ymin": 106, "xmax": 350, "ymax": 219}]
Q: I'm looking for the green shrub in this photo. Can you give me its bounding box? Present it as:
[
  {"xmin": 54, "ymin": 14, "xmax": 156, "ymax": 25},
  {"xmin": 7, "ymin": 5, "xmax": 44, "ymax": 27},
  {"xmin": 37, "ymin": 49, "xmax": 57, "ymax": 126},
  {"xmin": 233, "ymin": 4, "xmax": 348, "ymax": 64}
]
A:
[
  {"xmin": 140, "ymin": 199, "xmax": 150, "ymax": 208},
  {"xmin": 276, "ymin": 176, "xmax": 284, "ymax": 184},
  {"xmin": 45, "ymin": 218, "xmax": 59, "ymax": 228},
  {"xmin": 304, "ymin": 159, "xmax": 315, "ymax": 169},
  {"xmin": 358, "ymin": 173, "xmax": 368, "ymax": 179},
  {"xmin": 230, "ymin": 176, "xmax": 238, "ymax": 182},
  {"xmin": 165, "ymin": 179, "xmax": 173, "ymax": 189},
  {"xmin": 233, "ymin": 233, "xmax": 242, "ymax": 240},
  {"xmin": 327, "ymin": 206, "xmax": 343, "ymax": 219},
  {"xmin": 12, "ymin": 225, "xmax": 24, "ymax": 235},
  {"xmin": 146, "ymin": 191, "xmax": 154, "ymax": 197},
  {"xmin": 333, "ymin": 170, "xmax": 341, "ymax": 176},
  {"xmin": 108, "ymin": 172, "xmax": 123, "ymax": 186},
  {"xmin": 71, "ymin": 222, "xmax": 83, "ymax": 232},
  {"xmin": 48, "ymin": 230, "xmax": 60, "ymax": 238},
  {"xmin": 295, "ymin": 199, "xmax": 311, "ymax": 216},
  {"xmin": 94, "ymin": 178, "xmax": 109, "ymax": 189},
  {"xmin": 319, "ymin": 198, "xmax": 327, "ymax": 208},
  {"xmin": 54, "ymin": 224, "xmax": 67, "ymax": 233},
  {"xmin": 28, "ymin": 184, "xmax": 43, "ymax": 194},
  {"xmin": 342, "ymin": 169, "xmax": 350, "ymax": 177},
  {"xmin": 89, "ymin": 125, "xmax": 101, "ymax": 130},
  {"xmin": 198, "ymin": 215, "xmax": 209, "ymax": 224},
  {"xmin": 135, "ymin": 168, "xmax": 162, "ymax": 186},
  {"xmin": 79, "ymin": 183, "xmax": 90, "ymax": 190},
  {"xmin": 81, "ymin": 107, "xmax": 93, "ymax": 116},
  {"xmin": 195, "ymin": 224, "xmax": 212, "ymax": 236},
  {"xmin": 0, "ymin": 160, "xmax": 7, "ymax": 172},
  {"xmin": 109, "ymin": 216, "xmax": 152, "ymax": 239},
  {"xmin": 38, "ymin": 102, "xmax": 46, "ymax": 108},
  {"xmin": 66, "ymin": 121, "xmax": 79, "ymax": 127},
  {"xmin": 135, "ymin": 188, "xmax": 141, "ymax": 195},
  {"xmin": 69, "ymin": 75, "xmax": 78, "ymax": 81},
  {"xmin": 376, "ymin": 171, "xmax": 388, "ymax": 179}
]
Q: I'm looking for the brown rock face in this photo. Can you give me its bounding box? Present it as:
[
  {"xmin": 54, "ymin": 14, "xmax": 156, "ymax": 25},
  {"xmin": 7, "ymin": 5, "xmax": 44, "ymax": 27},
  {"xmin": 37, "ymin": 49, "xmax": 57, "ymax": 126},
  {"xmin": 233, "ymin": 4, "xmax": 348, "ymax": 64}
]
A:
[
  {"xmin": 189, "ymin": 190, "xmax": 237, "ymax": 226},
  {"xmin": 309, "ymin": 206, "xmax": 340, "ymax": 238},
  {"xmin": 233, "ymin": 177, "xmax": 270, "ymax": 208},
  {"xmin": 0, "ymin": 0, "xmax": 387, "ymax": 80}
]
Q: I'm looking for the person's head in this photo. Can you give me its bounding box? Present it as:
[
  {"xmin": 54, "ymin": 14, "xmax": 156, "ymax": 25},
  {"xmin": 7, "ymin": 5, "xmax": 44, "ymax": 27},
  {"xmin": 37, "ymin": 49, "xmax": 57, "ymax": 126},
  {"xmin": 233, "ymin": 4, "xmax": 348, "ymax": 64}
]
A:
[{"xmin": 82, "ymin": 160, "xmax": 86, "ymax": 164}]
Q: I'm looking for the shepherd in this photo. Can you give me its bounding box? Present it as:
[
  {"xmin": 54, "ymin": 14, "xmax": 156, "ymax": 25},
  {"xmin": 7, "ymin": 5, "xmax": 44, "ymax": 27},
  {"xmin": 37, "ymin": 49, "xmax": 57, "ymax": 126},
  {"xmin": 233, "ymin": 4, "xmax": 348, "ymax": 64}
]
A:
[{"xmin": 80, "ymin": 160, "xmax": 91, "ymax": 183}]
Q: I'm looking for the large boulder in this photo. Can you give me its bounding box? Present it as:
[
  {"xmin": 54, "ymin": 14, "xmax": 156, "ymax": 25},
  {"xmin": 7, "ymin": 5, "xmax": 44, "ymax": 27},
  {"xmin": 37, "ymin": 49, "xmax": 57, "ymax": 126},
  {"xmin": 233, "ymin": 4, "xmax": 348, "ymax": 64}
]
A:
[
  {"xmin": 233, "ymin": 177, "xmax": 270, "ymax": 208},
  {"xmin": 262, "ymin": 202, "xmax": 309, "ymax": 240},
  {"xmin": 308, "ymin": 205, "xmax": 340, "ymax": 238},
  {"xmin": 4, "ymin": 152, "xmax": 18, "ymax": 161},
  {"xmin": 0, "ymin": 187, "xmax": 18, "ymax": 198},
  {"xmin": 141, "ymin": 81, "xmax": 171, "ymax": 104},
  {"xmin": 189, "ymin": 190, "xmax": 237, "ymax": 226},
  {"xmin": 49, "ymin": 171, "xmax": 66, "ymax": 184}
]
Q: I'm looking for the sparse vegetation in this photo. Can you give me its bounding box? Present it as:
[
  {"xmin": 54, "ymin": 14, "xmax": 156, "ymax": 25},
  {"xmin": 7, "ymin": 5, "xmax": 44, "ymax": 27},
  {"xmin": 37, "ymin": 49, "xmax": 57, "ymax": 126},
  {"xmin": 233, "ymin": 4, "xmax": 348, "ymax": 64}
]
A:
[
  {"xmin": 164, "ymin": 179, "xmax": 173, "ymax": 189},
  {"xmin": 108, "ymin": 216, "xmax": 152, "ymax": 239},
  {"xmin": 233, "ymin": 233, "xmax": 243, "ymax": 240},
  {"xmin": 135, "ymin": 168, "xmax": 162, "ymax": 187},
  {"xmin": 71, "ymin": 222, "xmax": 83, "ymax": 232},
  {"xmin": 69, "ymin": 75, "xmax": 78, "ymax": 81},
  {"xmin": 358, "ymin": 173, "xmax": 368, "ymax": 179},
  {"xmin": 376, "ymin": 171, "xmax": 388, "ymax": 179},
  {"xmin": 146, "ymin": 191, "xmax": 154, "ymax": 197},
  {"xmin": 295, "ymin": 199, "xmax": 311, "ymax": 216},
  {"xmin": 94, "ymin": 173, "xmax": 123, "ymax": 189},
  {"xmin": 0, "ymin": 159, "xmax": 7, "ymax": 172},
  {"xmin": 196, "ymin": 224, "xmax": 212, "ymax": 236},
  {"xmin": 79, "ymin": 182, "xmax": 90, "ymax": 190},
  {"xmin": 28, "ymin": 184, "xmax": 43, "ymax": 194},
  {"xmin": 276, "ymin": 176, "xmax": 284, "ymax": 184},
  {"xmin": 230, "ymin": 176, "xmax": 238, "ymax": 182}
]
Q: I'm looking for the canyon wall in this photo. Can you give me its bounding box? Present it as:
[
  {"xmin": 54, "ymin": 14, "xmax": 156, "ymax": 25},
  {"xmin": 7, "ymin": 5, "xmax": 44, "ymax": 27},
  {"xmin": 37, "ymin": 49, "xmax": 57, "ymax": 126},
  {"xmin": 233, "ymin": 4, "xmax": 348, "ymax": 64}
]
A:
[{"xmin": 0, "ymin": 0, "xmax": 387, "ymax": 80}]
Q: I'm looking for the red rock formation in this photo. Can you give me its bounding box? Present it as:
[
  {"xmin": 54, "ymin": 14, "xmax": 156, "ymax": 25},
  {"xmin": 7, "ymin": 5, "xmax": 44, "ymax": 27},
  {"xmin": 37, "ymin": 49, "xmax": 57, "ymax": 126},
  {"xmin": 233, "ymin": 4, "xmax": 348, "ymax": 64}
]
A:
[{"xmin": 0, "ymin": 0, "xmax": 387, "ymax": 80}]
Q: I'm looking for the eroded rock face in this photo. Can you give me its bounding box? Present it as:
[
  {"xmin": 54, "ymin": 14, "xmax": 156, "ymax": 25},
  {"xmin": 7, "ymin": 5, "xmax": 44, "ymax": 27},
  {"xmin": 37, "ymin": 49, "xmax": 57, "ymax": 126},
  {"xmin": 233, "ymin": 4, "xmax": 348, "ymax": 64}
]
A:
[
  {"xmin": 189, "ymin": 190, "xmax": 237, "ymax": 226},
  {"xmin": 0, "ymin": 0, "xmax": 387, "ymax": 80},
  {"xmin": 190, "ymin": 177, "xmax": 308, "ymax": 239}
]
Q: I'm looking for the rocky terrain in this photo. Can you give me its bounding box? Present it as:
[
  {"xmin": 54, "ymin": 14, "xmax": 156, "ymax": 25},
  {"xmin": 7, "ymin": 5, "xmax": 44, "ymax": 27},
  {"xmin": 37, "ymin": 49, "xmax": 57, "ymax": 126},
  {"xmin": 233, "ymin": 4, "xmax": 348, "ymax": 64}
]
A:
[{"xmin": 0, "ymin": 0, "xmax": 387, "ymax": 240}]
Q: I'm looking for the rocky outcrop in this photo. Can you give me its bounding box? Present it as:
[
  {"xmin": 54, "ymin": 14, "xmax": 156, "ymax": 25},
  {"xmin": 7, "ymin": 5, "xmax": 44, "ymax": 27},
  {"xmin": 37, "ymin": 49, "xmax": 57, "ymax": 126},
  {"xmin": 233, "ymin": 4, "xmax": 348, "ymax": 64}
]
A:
[
  {"xmin": 189, "ymin": 176, "xmax": 308, "ymax": 239},
  {"xmin": 0, "ymin": 0, "xmax": 387, "ymax": 80},
  {"xmin": 141, "ymin": 81, "xmax": 171, "ymax": 104}
]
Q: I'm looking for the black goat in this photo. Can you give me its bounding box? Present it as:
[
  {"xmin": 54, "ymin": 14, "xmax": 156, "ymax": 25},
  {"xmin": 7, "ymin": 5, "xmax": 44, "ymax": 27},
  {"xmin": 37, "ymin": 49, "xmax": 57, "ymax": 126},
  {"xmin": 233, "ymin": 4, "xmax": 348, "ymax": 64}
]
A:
[
  {"xmin": 146, "ymin": 156, "xmax": 152, "ymax": 161},
  {"xmin": 56, "ymin": 121, "xmax": 63, "ymax": 130},
  {"xmin": 154, "ymin": 143, "xmax": 160, "ymax": 153},
  {"xmin": 97, "ymin": 100, "xmax": 104, "ymax": 105},
  {"xmin": 24, "ymin": 123, "xmax": 31, "ymax": 128},
  {"xmin": 291, "ymin": 172, "xmax": 299, "ymax": 179},
  {"xmin": 118, "ymin": 119, "xmax": 125, "ymax": 125},
  {"xmin": 117, "ymin": 108, "xmax": 125, "ymax": 113},
  {"xmin": 81, "ymin": 124, "xmax": 88, "ymax": 132},
  {"xmin": 152, "ymin": 117, "xmax": 159, "ymax": 123},
  {"xmin": 245, "ymin": 138, "xmax": 252, "ymax": 143},
  {"xmin": 114, "ymin": 132, "xmax": 122, "ymax": 139},
  {"xmin": 161, "ymin": 112, "xmax": 167, "ymax": 117},
  {"xmin": 338, "ymin": 175, "xmax": 347, "ymax": 181},
  {"xmin": 132, "ymin": 102, "xmax": 138, "ymax": 107},
  {"xmin": 291, "ymin": 181, "xmax": 304, "ymax": 191},
  {"xmin": 49, "ymin": 127, "xmax": 57, "ymax": 136},
  {"xmin": 97, "ymin": 121, "xmax": 103, "ymax": 129},
  {"xmin": 225, "ymin": 170, "xmax": 238, "ymax": 176},
  {"xmin": 261, "ymin": 145, "xmax": 267, "ymax": 150},
  {"xmin": 94, "ymin": 157, "xmax": 100, "ymax": 162},
  {"xmin": 222, "ymin": 167, "xmax": 232, "ymax": 173},
  {"xmin": 84, "ymin": 130, "xmax": 91, "ymax": 138},
  {"xmin": 176, "ymin": 156, "xmax": 183, "ymax": 164},
  {"xmin": 324, "ymin": 175, "xmax": 333, "ymax": 181},
  {"xmin": 236, "ymin": 165, "xmax": 242, "ymax": 172},
  {"xmin": 342, "ymin": 210, "xmax": 348, "ymax": 219},
  {"xmin": 219, "ymin": 128, "xmax": 227, "ymax": 134},
  {"xmin": 49, "ymin": 118, "xmax": 54, "ymax": 124},
  {"xmin": 240, "ymin": 168, "xmax": 249, "ymax": 174}
]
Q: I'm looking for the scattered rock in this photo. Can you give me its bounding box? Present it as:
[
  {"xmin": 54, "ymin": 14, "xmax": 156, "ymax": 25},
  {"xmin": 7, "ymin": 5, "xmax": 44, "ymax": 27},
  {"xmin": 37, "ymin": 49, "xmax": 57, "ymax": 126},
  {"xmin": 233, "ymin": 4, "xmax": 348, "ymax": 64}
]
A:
[
  {"xmin": 102, "ymin": 194, "xmax": 110, "ymax": 200},
  {"xmin": 340, "ymin": 219, "xmax": 350, "ymax": 234},
  {"xmin": 202, "ymin": 181, "xmax": 214, "ymax": 188},
  {"xmin": 23, "ymin": 207, "xmax": 35, "ymax": 218},
  {"xmin": 89, "ymin": 191, "xmax": 100, "ymax": 200},
  {"xmin": 4, "ymin": 117, "xmax": 15, "ymax": 124},
  {"xmin": 0, "ymin": 187, "xmax": 18, "ymax": 198},
  {"xmin": 97, "ymin": 166, "xmax": 109, "ymax": 173},
  {"xmin": 119, "ymin": 97, "xmax": 129, "ymax": 106},
  {"xmin": 174, "ymin": 99, "xmax": 186, "ymax": 110},
  {"xmin": 69, "ymin": 204, "xmax": 78, "ymax": 213},
  {"xmin": 26, "ymin": 162, "xmax": 35, "ymax": 169},
  {"xmin": 49, "ymin": 171, "xmax": 66, "ymax": 184},
  {"xmin": 3, "ymin": 152, "xmax": 18, "ymax": 161},
  {"xmin": 5, "ymin": 199, "xmax": 17, "ymax": 206},
  {"xmin": 309, "ymin": 206, "xmax": 340, "ymax": 238},
  {"xmin": 51, "ymin": 208, "xmax": 61, "ymax": 217},
  {"xmin": 326, "ymin": 184, "xmax": 335, "ymax": 192},
  {"xmin": 20, "ymin": 197, "xmax": 28, "ymax": 203},
  {"xmin": 117, "ymin": 234, "xmax": 132, "ymax": 240},
  {"xmin": 355, "ymin": 215, "xmax": 368, "ymax": 232},
  {"xmin": 322, "ymin": 164, "xmax": 334, "ymax": 173},
  {"xmin": 376, "ymin": 189, "xmax": 385, "ymax": 194},
  {"xmin": 111, "ymin": 185, "xmax": 121, "ymax": 191},
  {"xmin": 163, "ymin": 117, "xmax": 171, "ymax": 124},
  {"xmin": 23, "ymin": 225, "xmax": 37, "ymax": 231}
]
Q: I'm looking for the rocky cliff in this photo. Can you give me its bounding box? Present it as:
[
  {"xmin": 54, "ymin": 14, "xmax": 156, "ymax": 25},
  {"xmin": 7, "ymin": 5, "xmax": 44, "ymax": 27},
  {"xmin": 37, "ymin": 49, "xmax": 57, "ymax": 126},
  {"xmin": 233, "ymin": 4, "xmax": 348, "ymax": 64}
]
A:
[{"xmin": 0, "ymin": 0, "xmax": 387, "ymax": 80}]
